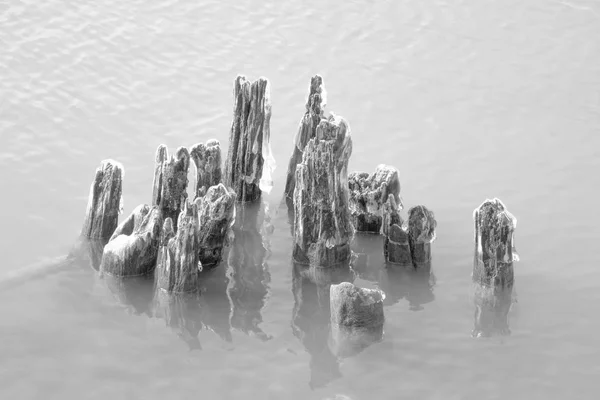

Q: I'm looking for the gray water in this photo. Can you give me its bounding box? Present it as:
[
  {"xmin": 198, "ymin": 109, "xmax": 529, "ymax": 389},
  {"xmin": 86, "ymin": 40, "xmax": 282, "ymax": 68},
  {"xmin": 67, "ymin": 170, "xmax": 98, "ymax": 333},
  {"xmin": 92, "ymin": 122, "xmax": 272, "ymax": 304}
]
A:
[{"xmin": 1, "ymin": 0, "xmax": 600, "ymax": 398}]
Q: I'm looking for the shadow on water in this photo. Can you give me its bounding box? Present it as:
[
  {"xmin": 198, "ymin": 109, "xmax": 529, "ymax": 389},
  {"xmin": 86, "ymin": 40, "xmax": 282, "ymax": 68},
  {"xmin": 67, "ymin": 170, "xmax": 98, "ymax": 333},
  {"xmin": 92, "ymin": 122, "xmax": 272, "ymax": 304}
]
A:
[
  {"xmin": 227, "ymin": 200, "xmax": 272, "ymax": 341},
  {"xmin": 291, "ymin": 262, "xmax": 355, "ymax": 389},
  {"xmin": 352, "ymin": 233, "xmax": 436, "ymax": 311}
]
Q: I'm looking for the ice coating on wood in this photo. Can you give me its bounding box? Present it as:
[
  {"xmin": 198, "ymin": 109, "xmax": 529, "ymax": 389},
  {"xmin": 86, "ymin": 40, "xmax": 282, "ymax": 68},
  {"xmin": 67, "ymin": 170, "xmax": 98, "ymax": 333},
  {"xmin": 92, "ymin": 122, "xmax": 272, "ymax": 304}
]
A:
[
  {"xmin": 100, "ymin": 205, "xmax": 163, "ymax": 276},
  {"xmin": 190, "ymin": 139, "xmax": 222, "ymax": 199},
  {"xmin": 284, "ymin": 75, "xmax": 327, "ymax": 200},
  {"xmin": 152, "ymin": 145, "xmax": 190, "ymax": 230},
  {"xmin": 155, "ymin": 200, "xmax": 201, "ymax": 293},
  {"xmin": 407, "ymin": 205, "xmax": 437, "ymax": 265},
  {"xmin": 329, "ymin": 282, "xmax": 385, "ymax": 358},
  {"xmin": 348, "ymin": 164, "xmax": 402, "ymax": 233},
  {"xmin": 382, "ymin": 195, "xmax": 412, "ymax": 265},
  {"xmin": 224, "ymin": 75, "xmax": 273, "ymax": 202},
  {"xmin": 81, "ymin": 159, "xmax": 123, "ymax": 239},
  {"xmin": 472, "ymin": 198, "xmax": 518, "ymax": 288},
  {"xmin": 292, "ymin": 113, "xmax": 354, "ymax": 266},
  {"xmin": 196, "ymin": 183, "xmax": 236, "ymax": 268}
]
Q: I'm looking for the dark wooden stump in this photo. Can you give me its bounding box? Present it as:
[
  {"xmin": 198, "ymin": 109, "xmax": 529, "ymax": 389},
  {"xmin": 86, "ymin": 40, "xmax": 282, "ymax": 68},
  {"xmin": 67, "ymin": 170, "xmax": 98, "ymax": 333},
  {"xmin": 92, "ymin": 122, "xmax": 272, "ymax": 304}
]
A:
[
  {"xmin": 348, "ymin": 165, "xmax": 402, "ymax": 233},
  {"xmin": 100, "ymin": 204, "xmax": 163, "ymax": 276},
  {"xmin": 190, "ymin": 139, "xmax": 222, "ymax": 199},
  {"xmin": 196, "ymin": 183, "xmax": 236, "ymax": 268},
  {"xmin": 155, "ymin": 200, "xmax": 200, "ymax": 293},
  {"xmin": 152, "ymin": 145, "xmax": 190, "ymax": 230},
  {"xmin": 224, "ymin": 75, "xmax": 274, "ymax": 203},
  {"xmin": 471, "ymin": 198, "xmax": 517, "ymax": 337},
  {"xmin": 81, "ymin": 159, "xmax": 123, "ymax": 239},
  {"xmin": 292, "ymin": 113, "xmax": 354, "ymax": 266},
  {"xmin": 407, "ymin": 205, "xmax": 437, "ymax": 266},
  {"xmin": 284, "ymin": 75, "xmax": 326, "ymax": 201},
  {"xmin": 382, "ymin": 195, "xmax": 412, "ymax": 265},
  {"xmin": 329, "ymin": 282, "xmax": 385, "ymax": 358},
  {"xmin": 227, "ymin": 201, "xmax": 271, "ymax": 341},
  {"xmin": 291, "ymin": 262, "xmax": 353, "ymax": 389}
]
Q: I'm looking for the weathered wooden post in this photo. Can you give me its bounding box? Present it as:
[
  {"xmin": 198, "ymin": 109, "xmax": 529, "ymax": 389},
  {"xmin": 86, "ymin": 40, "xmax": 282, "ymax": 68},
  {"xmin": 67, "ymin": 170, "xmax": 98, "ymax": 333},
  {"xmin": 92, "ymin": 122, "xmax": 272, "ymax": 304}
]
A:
[
  {"xmin": 196, "ymin": 183, "xmax": 236, "ymax": 268},
  {"xmin": 292, "ymin": 113, "xmax": 354, "ymax": 266},
  {"xmin": 100, "ymin": 204, "xmax": 163, "ymax": 276},
  {"xmin": 284, "ymin": 75, "xmax": 326, "ymax": 201},
  {"xmin": 227, "ymin": 201, "xmax": 271, "ymax": 341},
  {"xmin": 224, "ymin": 75, "xmax": 274, "ymax": 203},
  {"xmin": 81, "ymin": 159, "xmax": 123, "ymax": 239},
  {"xmin": 329, "ymin": 282, "xmax": 385, "ymax": 358},
  {"xmin": 472, "ymin": 198, "xmax": 518, "ymax": 337},
  {"xmin": 190, "ymin": 139, "xmax": 222, "ymax": 198},
  {"xmin": 291, "ymin": 263, "xmax": 354, "ymax": 389},
  {"xmin": 348, "ymin": 165, "xmax": 402, "ymax": 233},
  {"xmin": 152, "ymin": 145, "xmax": 190, "ymax": 230},
  {"xmin": 153, "ymin": 289, "xmax": 203, "ymax": 350},
  {"xmin": 155, "ymin": 199, "xmax": 200, "ymax": 293},
  {"xmin": 382, "ymin": 195, "xmax": 412, "ymax": 265},
  {"xmin": 407, "ymin": 205, "xmax": 437, "ymax": 266}
]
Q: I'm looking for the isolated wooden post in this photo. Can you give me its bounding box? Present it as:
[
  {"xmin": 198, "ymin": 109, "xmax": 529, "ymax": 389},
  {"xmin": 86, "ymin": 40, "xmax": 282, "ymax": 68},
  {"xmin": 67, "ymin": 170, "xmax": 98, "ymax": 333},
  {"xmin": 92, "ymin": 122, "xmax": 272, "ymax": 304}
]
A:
[
  {"xmin": 284, "ymin": 75, "xmax": 326, "ymax": 200},
  {"xmin": 190, "ymin": 139, "xmax": 222, "ymax": 199},
  {"xmin": 152, "ymin": 145, "xmax": 190, "ymax": 230},
  {"xmin": 100, "ymin": 204, "xmax": 163, "ymax": 276},
  {"xmin": 382, "ymin": 195, "xmax": 412, "ymax": 265},
  {"xmin": 82, "ymin": 159, "xmax": 123, "ymax": 239},
  {"xmin": 224, "ymin": 75, "xmax": 274, "ymax": 203},
  {"xmin": 472, "ymin": 198, "xmax": 517, "ymax": 288},
  {"xmin": 472, "ymin": 198, "xmax": 518, "ymax": 337},
  {"xmin": 155, "ymin": 199, "xmax": 200, "ymax": 293},
  {"xmin": 292, "ymin": 113, "xmax": 354, "ymax": 266},
  {"xmin": 329, "ymin": 282, "xmax": 385, "ymax": 358},
  {"xmin": 407, "ymin": 205, "xmax": 437, "ymax": 266},
  {"xmin": 348, "ymin": 165, "xmax": 402, "ymax": 233},
  {"xmin": 196, "ymin": 183, "xmax": 236, "ymax": 268}
]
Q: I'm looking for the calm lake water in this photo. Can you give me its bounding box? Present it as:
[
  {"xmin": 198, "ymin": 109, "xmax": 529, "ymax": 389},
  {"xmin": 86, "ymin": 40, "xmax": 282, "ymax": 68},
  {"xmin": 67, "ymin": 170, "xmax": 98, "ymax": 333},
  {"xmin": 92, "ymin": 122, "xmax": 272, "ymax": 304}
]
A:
[{"xmin": 1, "ymin": 0, "xmax": 600, "ymax": 398}]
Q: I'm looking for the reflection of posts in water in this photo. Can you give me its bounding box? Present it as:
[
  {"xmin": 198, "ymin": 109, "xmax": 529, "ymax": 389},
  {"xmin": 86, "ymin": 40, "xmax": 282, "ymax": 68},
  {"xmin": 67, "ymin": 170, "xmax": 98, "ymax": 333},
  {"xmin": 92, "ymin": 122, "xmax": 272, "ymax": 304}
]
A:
[
  {"xmin": 377, "ymin": 265, "xmax": 410, "ymax": 306},
  {"xmin": 405, "ymin": 261, "xmax": 436, "ymax": 311},
  {"xmin": 291, "ymin": 263, "xmax": 354, "ymax": 389},
  {"xmin": 351, "ymin": 233, "xmax": 385, "ymax": 283},
  {"xmin": 100, "ymin": 274, "xmax": 155, "ymax": 317},
  {"xmin": 472, "ymin": 198, "xmax": 518, "ymax": 337},
  {"xmin": 153, "ymin": 289, "xmax": 203, "ymax": 350},
  {"xmin": 74, "ymin": 237, "xmax": 109, "ymax": 271},
  {"xmin": 329, "ymin": 282, "xmax": 385, "ymax": 358},
  {"xmin": 227, "ymin": 201, "xmax": 271, "ymax": 341},
  {"xmin": 198, "ymin": 266, "xmax": 233, "ymax": 343}
]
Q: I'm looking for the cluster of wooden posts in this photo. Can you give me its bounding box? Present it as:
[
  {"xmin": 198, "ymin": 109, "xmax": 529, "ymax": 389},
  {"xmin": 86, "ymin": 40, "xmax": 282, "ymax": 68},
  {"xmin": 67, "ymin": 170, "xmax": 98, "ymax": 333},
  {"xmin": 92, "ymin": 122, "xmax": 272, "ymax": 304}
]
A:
[{"xmin": 81, "ymin": 75, "xmax": 518, "ymax": 339}]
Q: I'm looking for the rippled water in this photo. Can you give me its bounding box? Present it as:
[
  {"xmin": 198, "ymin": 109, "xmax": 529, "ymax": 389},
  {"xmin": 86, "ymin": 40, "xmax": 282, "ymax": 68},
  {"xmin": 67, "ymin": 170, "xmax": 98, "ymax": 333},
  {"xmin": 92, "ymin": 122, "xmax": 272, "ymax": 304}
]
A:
[{"xmin": 1, "ymin": 0, "xmax": 600, "ymax": 398}]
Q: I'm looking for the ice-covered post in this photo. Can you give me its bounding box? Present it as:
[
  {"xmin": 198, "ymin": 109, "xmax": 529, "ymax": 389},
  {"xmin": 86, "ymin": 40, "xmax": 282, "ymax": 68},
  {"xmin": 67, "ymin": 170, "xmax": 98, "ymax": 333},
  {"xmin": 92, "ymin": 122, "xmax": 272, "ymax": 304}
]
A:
[
  {"xmin": 81, "ymin": 159, "xmax": 123, "ymax": 239},
  {"xmin": 284, "ymin": 75, "xmax": 326, "ymax": 201},
  {"xmin": 382, "ymin": 195, "xmax": 412, "ymax": 265},
  {"xmin": 472, "ymin": 198, "xmax": 518, "ymax": 337},
  {"xmin": 292, "ymin": 114, "xmax": 354, "ymax": 266},
  {"xmin": 100, "ymin": 204, "xmax": 163, "ymax": 276},
  {"xmin": 190, "ymin": 139, "xmax": 222, "ymax": 199},
  {"xmin": 155, "ymin": 199, "xmax": 200, "ymax": 293},
  {"xmin": 196, "ymin": 184, "xmax": 236, "ymax": 268},
  {"xmin": 407, "ymin": 205, "xmax": 437, "ymax": 266},
  {"xmin": 224, "ymin": 75, "xmax": 274, "ymax": 203},
  {"xmin": 348, "ymin": 165, "xmax": 402, "ymax": 233},
  {"xmin": 152, "ymin": 145, "xmax": 190, "ymax": 230},
  {"xmin": 329, "ymin": 282, "xmax": 385, "ymax": 357}
]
